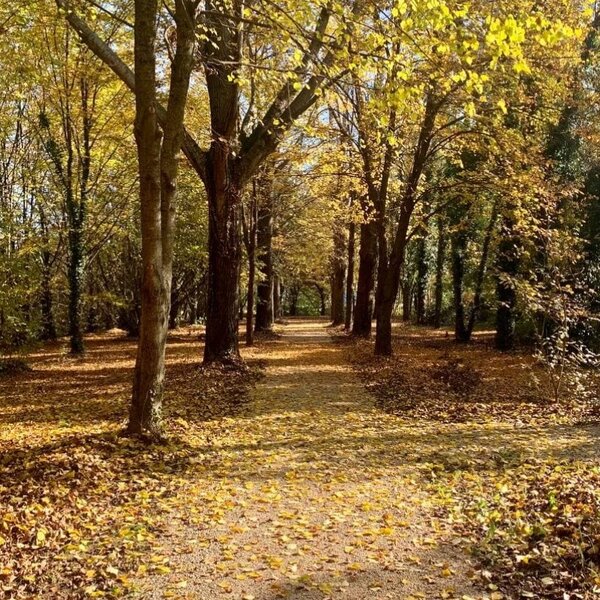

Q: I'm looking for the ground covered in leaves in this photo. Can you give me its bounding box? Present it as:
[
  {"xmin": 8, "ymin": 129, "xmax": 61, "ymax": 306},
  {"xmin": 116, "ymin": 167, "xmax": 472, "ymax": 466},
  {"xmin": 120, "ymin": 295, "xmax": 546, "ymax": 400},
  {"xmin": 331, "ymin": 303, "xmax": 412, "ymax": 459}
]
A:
[
  {"xmin": 342, "ymin": 323, "xmax": 600, "ymax": 599},
  {"xmin": 2, "ymin": 320, "xmax": 600, "ymax": 599},
  {"xmin": 0, "ymin": 328, "xmax": 261, "ymax": 598}
]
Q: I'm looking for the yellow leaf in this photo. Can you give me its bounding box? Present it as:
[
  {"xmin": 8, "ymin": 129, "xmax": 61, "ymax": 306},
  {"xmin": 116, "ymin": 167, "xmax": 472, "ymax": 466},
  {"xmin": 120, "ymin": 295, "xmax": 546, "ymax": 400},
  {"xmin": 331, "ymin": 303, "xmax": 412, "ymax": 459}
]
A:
[
  {"xmin": 155, "ymin": 565, "xmax": 171, "ymax": 574},
  {"xmin": 36, "ymin": 528, "xmax": 47, "ymax": 545}
]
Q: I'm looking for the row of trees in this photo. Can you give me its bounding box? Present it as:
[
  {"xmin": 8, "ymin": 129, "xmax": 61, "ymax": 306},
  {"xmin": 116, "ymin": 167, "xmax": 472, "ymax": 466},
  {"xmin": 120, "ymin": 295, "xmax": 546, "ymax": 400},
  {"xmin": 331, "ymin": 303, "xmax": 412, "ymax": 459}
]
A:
[
  {"xmin": 325, "ymin": 0, "xmax": 600, "ymax": 361},
  {"xmin": 0, "ymin": 0, "xmax": 596, "ymax": 437}
]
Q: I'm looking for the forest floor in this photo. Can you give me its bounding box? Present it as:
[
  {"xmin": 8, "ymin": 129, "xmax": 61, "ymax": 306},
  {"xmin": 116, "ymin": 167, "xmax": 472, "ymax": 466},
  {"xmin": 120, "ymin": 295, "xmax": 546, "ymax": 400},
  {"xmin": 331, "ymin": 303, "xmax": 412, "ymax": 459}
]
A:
[{"xmin": 1, "ymin": 319, "xmax": 600, "ymax": 599}]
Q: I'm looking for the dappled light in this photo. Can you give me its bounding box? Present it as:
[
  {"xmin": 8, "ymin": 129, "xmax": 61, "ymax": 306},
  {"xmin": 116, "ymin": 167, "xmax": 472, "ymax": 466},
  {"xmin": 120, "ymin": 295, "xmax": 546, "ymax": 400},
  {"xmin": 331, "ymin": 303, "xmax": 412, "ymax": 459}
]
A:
[
  {"xmin": 3, "ymin": 0, "xmax": 600, "ymax": 598},
  {"xmin": 2, "ymin": 320, "xmax": 600, "ymax": 598}
]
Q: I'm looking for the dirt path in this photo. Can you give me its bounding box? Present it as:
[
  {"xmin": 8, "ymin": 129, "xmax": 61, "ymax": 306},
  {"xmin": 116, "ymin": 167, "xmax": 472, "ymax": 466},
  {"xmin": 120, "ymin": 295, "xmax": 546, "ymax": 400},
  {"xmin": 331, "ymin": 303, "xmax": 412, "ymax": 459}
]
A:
[{"xmin": 141, "ymin": 319, "xmax": 483, "ymax": 599}]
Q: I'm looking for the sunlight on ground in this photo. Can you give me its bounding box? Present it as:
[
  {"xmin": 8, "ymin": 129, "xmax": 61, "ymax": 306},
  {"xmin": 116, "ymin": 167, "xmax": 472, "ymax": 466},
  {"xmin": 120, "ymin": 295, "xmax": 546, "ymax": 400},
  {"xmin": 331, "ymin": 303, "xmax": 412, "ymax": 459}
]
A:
[{"xmin": 1, "ymin": 319, "xmax": 599, "ymax": 598}]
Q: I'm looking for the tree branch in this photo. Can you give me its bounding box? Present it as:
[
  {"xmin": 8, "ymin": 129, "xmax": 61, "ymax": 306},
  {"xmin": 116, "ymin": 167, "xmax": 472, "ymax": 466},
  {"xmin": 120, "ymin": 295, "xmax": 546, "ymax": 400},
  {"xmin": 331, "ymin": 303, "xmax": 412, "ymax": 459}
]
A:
[{"xmin": 55, "ymin": 0, "xmax": 207, "ymax": 182}]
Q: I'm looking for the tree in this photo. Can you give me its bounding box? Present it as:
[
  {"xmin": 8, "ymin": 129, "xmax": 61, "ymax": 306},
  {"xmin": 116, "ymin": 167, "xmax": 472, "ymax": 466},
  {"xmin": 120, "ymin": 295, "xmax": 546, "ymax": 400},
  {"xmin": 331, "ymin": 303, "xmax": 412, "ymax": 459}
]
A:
[
  {"xmin": 128, "ymin": 0, "xmax": 196, "ymax": 437},
  {"xmin": 37, "ymin": 40, "xmax": 95, "ymax": 354}
]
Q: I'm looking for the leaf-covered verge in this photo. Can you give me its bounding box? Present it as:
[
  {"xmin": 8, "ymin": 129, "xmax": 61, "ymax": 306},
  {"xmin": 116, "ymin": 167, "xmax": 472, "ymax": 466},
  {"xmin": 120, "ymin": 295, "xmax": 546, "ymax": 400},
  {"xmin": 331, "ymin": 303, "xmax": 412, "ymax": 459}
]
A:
[
  {"xmin": 340, "ymin": 323, "xmax": 600, "ymax": 599},
  {"xmin": 0, "ymin": 329, "xmax": 263, "ymax": 599}
]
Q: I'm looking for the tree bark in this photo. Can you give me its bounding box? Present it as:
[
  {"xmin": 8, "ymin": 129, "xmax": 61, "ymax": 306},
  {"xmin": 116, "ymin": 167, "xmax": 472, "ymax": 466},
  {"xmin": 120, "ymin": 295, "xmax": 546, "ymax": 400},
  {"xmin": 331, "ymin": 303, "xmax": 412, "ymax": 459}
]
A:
[
  {"xmin": 374, "ymin": 95, "xmax": 437, "ymax": 356},
  {"xmin": 345, "ymin": 220, "xmax": 355, "ymax": 330},
  {"xmin": 288, "ymin": 285, "xmax": 300, "ymax": 316},
  {"xmin": 38, "ymin": 208, "xmax": 57, "ymax": 341},
  {"xmin": 466, "ymin": 203, "xmax": 498, "ymax": 335},
  {"xmin": 243, "ymin": 179, "xmax": 258, "ymax": 346},
  {"xmin": 451, "ymin": 229, "xmax": 470, "ymax": 342},
  {"xmin": 495, "ymin": 215, "xmax": 519, "ymax": 351},
  {"xmin": 204, "ymin": 170, "xmax": 243, "ymax": 362},
  {"xmin": 201, "ymin": 0, "xmax": 244, "ymax": 363},
  {"xmin": 374, "ymin": 207, "xmax": 412, "ymax": 355},
  {"xmin": 273, "ymin": 274, "xmax": 282, "ymax": 320},
  {"xmin": 315, "ymin": 284, "xmax": 327, "ymax": 316},
  {"xmin": 68, "ymin": 220, "xmax": 85, "ymax": 353},
  {"xmin": 128, "ymin": 0, "xmax": 195, "ymax": 437},
  {"xmin": 330, "ymin": 222, "xmax": 346, "ymax": 326},
  {"xmin": 401, "ymin": 277, "xmax": 412, "ymax": 322},
  {"xmin": 255, "ymin": 184, "xmax": 274, "ymax": 332},
  {"xmin": 246, "ymin": 243, "xmax": 255, "ymax": 345},
  {"xmin": 68, "ymin": 76, "xmax": 92, "ymax": 354},
  {"xmin": 40, "ymin": 271, "xmax": 56, "ymax": 341},
  {"xmin": 129, "ymin": 0, "xmax": 167, "ymax": 436},
  {"xmin": 169, "ymin": 286, "xmax": 180, "ymax": 330},
  {"xmin": 38, "ymin": 80, "xmax": 88, "ymax": 353},
  {"xmin": 433, "ymin": 216, "xmax": 446, "ymax": 328},
  {"xmin": 352, "ymin": 219, "xmax": 377, "ymax": 336},
  {"xmin": 415, "ymin": 232, "xmax": 428, "ymax": 325}
]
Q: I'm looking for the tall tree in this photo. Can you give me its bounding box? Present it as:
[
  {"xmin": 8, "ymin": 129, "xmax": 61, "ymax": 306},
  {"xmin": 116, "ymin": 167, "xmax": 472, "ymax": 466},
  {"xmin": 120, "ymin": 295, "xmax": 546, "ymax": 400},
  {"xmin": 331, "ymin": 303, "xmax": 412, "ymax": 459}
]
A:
[
  {"xmin": 37, "ymin": 37, "xmax": 95, "ymax": 354},
  {"xmin": 128, "ymin": 0, "xmax": 196, "ymax": 437}
]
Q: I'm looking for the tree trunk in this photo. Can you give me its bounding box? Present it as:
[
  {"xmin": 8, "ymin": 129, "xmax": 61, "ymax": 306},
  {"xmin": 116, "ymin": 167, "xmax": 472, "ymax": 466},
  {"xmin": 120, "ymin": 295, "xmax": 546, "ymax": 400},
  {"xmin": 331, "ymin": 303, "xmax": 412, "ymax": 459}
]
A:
[
  {"xmin": 128, "ymin": 0, "xmax": 168, "ymax": 437},
  {"xmin": 39, "ymin": 208, "xmax": 56, "ymax": 341},
  {"xmin": 38, "ymin": 85, "xmax": 87, "ymax": 353},
  {"xmin": 68, "ymin": 222, "xmax": 85, "ymax": 353},
  {"xmin": 433, "ymin": 217, "xmax": 446, "ymax": 328},
  {"xmin": 451, "ymin": 230, "xmax": 470, "ymax": 342},
  {"xmin": 69, "ymin": 76, "xmax": 93, "ymax": 354},
  {"xmin": 330, "ymin": 224, "xmax": 346, "ymax": 326},
  {"xmin": 288, "ymin": 285, "xmax": 300, "ymax": 316},
  {"xmin": 374, "ymin": 95, "xmax": 437, "ymax": 356},
  {"xmin": 345, "ymin": 220, "xmax": 355, "ymax": 330},
  {"xmin": 204, "ymin": 171, "xmax": 243, "ymax": 362},
  {"xmin": 375, "ymin": 199, "xmax": 414, "ymax": 356},
  {"xmin": 495, "ymin": 216, "xmax": 519, "ymax": 351},
  {"xmin": 246, "ymin": 243, "xmax": 255, "ymax": 345},
  {"xmin": 273, "ymin": 274, "xmax": 281, "ymax": 320},
  {"xmin": 496, "ymin": 280, "xmax": 516, "ymax": 350},
  {"xmin": 374, "ymin": 285, "xmax": 396, "ymax": 356},
  {"xmin": 466, "ymin": 203, "xmax": 498, "ymax": 336},
  {"xmin": 352, "ymin": 219, "xmax": 377, "ymax": 336},
  {"xmin": 330, "ymin": 273, "xmax": 344, "ymax": 324},
  {"xmin": 40, "ymin": 266, "xmax": 56, "ymax": 341},
  {"xmin": 202, "ymin": 0, "xmax": 244, "ymax": 364},
  {"xmin": 415, "ymin": 233, "xmax": 428, "ymax": 325},
  {"xmin": 129, "ymin": 0, "xmax": 167, "ymax": 436},
  {"xmin": 255, "ymin": 197, "xmax": 274, "ymax": 332},
  {"xmin": 169, "ymin": 286, "xmax": 180, "ymax": 330},
  {"xmin": 242, "ymin": 179, "xmax": 258, "ymax": 346},
  {"xmin": 401, "ymin": 279, "xmax": 412, "ymax": 322},
  {"xmin": 316, "ymin": 284, "xmax": 327, "ymax": 316},
  {"xmin": 129, "ymin": 0, "xmax": 195, "ymax": 437}
]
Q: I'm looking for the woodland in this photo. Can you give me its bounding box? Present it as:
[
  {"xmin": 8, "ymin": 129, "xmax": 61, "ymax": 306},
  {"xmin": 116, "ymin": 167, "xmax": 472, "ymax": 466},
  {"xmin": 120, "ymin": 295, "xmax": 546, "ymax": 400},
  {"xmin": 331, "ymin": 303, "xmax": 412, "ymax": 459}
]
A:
[{"xmin": 2, "ymin": 0, "xmax": 600, "ymax": 598}]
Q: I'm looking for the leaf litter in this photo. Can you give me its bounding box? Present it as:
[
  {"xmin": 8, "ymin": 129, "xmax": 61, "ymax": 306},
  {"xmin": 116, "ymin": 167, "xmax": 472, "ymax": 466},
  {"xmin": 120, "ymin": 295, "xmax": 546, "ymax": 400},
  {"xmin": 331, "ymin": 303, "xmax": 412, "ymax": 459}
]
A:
[
  {"xmin": 342, "ymin": 322, "xmax": 600, "ymax": 599},
  {"xmin": 1, "ymin": 321, "xmax": 599, "ymax": 599}
]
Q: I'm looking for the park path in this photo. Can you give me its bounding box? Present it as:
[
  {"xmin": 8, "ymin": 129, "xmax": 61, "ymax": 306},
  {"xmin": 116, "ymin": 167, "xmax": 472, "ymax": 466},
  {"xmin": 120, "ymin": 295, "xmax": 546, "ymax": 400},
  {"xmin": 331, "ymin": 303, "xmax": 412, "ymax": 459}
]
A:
[{"xmin": 141, "ymin": 319, "xmax": 483, "ymax": 599}]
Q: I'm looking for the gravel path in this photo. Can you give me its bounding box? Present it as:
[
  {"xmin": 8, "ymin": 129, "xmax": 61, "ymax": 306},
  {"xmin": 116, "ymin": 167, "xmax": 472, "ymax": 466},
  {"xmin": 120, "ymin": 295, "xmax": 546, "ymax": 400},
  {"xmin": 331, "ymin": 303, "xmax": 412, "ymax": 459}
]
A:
[{"xmin": 139, "ymin": 319, "xmax": 484, "ymax": 599}]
